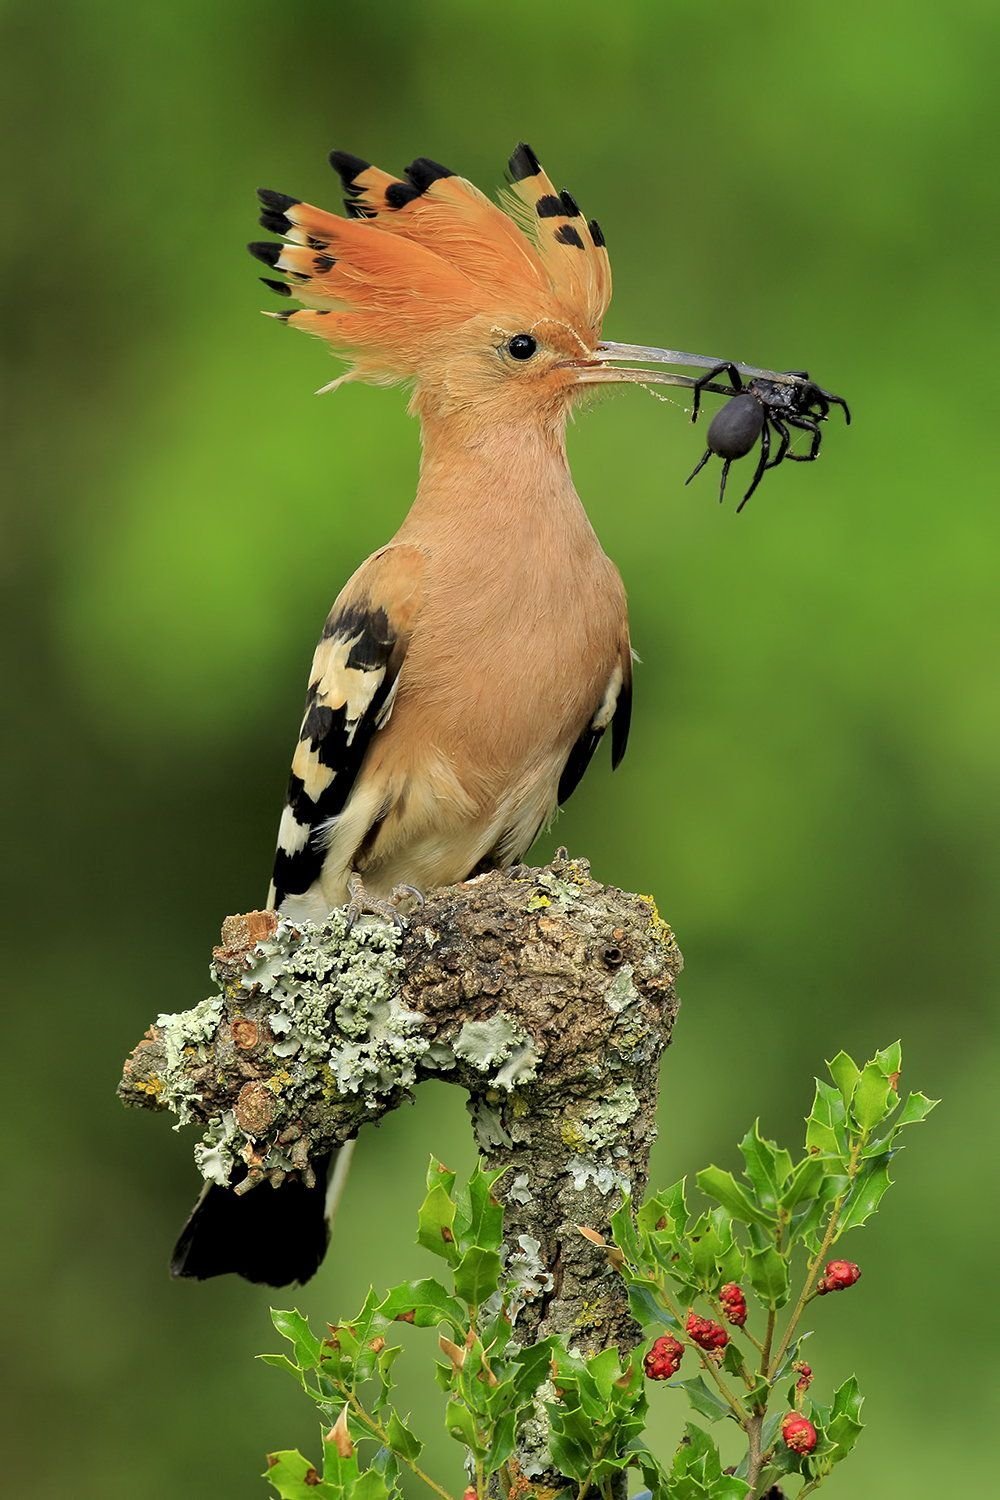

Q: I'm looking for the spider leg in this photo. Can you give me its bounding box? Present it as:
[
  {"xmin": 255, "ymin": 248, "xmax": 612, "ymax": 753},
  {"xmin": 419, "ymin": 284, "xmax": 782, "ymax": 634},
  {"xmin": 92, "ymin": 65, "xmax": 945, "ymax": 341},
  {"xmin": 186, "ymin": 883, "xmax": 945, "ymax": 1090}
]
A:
[
  {"xmin": 784, "ymin": 415, "xmax": 823, "ymax": 462},
  {"xmin": 736, "ymin": 420, "xmax": 770, "ymax": 511},
  {"xmin": 690, "ymin": 361, "xmax": 743, "ymax": 424},
  {"xmin": 816, "ymin": 388, "xmax": 851, "ymax": 424},
  {"xmin": 685, "ymin": 448, "xmax": 713, "ymax": 486},
  {"xmin": 718, "ymin": 458, "xmax": 732, "ymax": 504},
  {"xmin": 765, "ymin": 417, "xmax": 791, "ymax": 470}
]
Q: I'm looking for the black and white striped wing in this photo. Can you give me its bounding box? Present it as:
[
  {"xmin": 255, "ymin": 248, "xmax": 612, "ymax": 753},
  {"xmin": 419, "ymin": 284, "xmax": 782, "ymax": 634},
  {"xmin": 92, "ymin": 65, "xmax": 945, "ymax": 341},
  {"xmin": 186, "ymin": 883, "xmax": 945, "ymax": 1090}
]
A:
[{"xmin": 268, "ymin": 544, "xmax": 425, "ymax": 910}]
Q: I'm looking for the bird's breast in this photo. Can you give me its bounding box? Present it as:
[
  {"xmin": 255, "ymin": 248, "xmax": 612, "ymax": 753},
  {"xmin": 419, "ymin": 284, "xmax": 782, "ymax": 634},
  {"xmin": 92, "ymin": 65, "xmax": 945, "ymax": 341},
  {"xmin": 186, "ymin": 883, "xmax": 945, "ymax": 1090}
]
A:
[{"xmin": 384, "ymin": 528, "xmax": 627, "ymax": 805}]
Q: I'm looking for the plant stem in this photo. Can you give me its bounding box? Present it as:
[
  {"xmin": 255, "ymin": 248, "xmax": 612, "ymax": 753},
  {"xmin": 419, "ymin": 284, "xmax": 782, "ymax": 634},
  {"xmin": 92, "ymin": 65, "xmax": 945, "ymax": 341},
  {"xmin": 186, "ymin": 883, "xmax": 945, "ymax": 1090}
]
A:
[
  {"xmin": 760, "ymin": 1306, "xmax": 776, "ymax": 1377},
  {"xmin": 739, "ymin": 1324, "xmax": 766, "ymax": 1357},
  {"xmin": 334, "ymin": 1383, "xmax": 455, "ymax": 1500},
  {"xmin": 769, "ymin": 1137, "xmax": 863, "ymax": 1380},
  {"xmin": 656, "ymin": 1282, "xmax": 750, "ymax": 1424},
  {"xmin": 745, "ymin": 1413, "xmax": 762, "ymax": 1493}
]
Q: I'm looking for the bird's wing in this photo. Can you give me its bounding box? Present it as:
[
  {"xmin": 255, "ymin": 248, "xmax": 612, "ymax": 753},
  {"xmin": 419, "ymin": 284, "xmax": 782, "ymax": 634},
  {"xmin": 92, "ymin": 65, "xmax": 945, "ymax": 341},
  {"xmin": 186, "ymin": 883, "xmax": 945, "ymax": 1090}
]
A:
[
  {"xmin": 269, "ymin": 544, "xmax": 426, "ymax": 909},
  {"xmin": 557, "ymin": 638, "xmax": 633, "ymax": 806}
]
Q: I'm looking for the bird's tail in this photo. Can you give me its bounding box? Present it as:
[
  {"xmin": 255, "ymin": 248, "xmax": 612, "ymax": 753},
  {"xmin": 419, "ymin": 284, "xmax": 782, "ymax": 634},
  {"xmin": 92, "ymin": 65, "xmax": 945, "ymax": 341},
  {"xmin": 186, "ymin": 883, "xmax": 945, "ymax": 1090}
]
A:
[{"xmin": 170, "ymin": 1147, "xmax": 344, "ymax": 1287}]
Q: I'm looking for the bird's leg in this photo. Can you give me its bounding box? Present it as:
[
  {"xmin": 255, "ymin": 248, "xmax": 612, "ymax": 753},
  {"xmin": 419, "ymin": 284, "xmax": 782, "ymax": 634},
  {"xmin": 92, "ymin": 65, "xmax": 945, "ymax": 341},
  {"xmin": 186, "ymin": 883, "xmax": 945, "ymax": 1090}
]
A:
[
  {"xmin": 346, "ymin": 872, "xmax": 424, "ymax": 929},
  {"xmin": 690, "ymin": 361, "xmax": 743, "ymax": 423},
  {"xmin": 737, "ymin": 421, "xmax": 771, "ymax": 511}
]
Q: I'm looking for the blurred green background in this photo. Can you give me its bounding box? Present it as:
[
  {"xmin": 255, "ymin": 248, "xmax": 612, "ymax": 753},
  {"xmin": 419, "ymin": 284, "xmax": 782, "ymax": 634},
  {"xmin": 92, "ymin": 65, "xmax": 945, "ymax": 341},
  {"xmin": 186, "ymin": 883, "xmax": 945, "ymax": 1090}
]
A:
[{"xmin": 4, "ymin": 1, "xmax": 997, "ymax": 1494}]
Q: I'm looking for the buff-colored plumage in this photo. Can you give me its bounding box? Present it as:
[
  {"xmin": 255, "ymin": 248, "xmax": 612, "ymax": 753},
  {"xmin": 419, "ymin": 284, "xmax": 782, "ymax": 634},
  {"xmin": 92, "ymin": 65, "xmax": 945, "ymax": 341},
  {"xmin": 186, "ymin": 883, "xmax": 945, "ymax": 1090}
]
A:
[
  {"xmin": 174, "ymin": 143, "xmax": 828, "ymax": 1286},
  {"xmin": 256, "ymin": 145, "xmax": 631, "ymax": 923}
]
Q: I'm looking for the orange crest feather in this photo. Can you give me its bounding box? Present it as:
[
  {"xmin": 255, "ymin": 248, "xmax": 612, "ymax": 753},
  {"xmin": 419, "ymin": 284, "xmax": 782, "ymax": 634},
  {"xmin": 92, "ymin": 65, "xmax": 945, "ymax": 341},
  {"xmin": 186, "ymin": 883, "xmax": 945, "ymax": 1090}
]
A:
[{"xmin": 252, "ymin": 144, "xmax": 612, "ymax": 381}]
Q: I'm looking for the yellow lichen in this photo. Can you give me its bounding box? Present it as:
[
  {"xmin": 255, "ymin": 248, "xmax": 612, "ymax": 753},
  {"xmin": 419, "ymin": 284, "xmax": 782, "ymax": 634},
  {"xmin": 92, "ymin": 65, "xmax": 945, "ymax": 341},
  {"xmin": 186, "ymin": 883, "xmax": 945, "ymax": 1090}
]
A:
[
  {"xmin": 526, "ymin": 894, "xmax": 551, "ymax": 910},
  {"xmin": 133, "ymin": 1077, "xmax": 164, "ymax": 1098},
  {"xmin": 266, "ymin": 1069, "xmax": 293, "ymax": 1094},
  {"xmin": 573, "ymin": 1295, "xmax": 613, "ymax": 1332},
  {"xmin": 638, "ymin": 893, "xmax": 677, "ymax": 948},
  {"xmin": 317, "ymin": 1062, "xmax": 339, "ymax": 1099}
]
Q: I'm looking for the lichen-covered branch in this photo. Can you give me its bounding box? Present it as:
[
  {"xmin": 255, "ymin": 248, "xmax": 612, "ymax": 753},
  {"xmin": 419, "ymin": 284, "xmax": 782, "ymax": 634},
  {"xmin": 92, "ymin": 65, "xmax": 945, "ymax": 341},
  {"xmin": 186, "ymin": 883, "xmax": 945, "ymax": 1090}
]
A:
[{"xmin": 120, "ymin": 852, "xmax": 681, "ymax": 1476}]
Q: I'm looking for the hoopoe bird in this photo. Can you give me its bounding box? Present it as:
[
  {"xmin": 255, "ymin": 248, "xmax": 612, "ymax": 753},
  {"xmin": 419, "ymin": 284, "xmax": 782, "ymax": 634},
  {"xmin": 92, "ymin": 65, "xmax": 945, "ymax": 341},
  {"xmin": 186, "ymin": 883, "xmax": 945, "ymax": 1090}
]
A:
[{"xmin": 171, "ymin": 143, "xmax": 794, "ymax": 1285}]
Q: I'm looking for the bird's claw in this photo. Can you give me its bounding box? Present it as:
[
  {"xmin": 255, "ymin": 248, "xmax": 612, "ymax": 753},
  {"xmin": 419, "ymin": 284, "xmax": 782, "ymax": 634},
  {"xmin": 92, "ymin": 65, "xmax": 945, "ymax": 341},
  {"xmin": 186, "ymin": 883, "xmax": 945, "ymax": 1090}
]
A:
[
  {"xmin": 391, "ymin": 882, "xmax": 425, "ymax": 914},
  {"xmin": 346, "ymin": 873, "xmax": 424, "ymax": 930}
]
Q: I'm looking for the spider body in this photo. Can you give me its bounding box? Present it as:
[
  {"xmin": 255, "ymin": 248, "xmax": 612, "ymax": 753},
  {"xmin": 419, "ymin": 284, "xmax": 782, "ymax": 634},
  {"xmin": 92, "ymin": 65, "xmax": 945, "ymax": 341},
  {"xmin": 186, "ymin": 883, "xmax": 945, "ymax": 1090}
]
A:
[{"xmin": 686, "ymin": 364, "xmax": 850, "ymax": 511}]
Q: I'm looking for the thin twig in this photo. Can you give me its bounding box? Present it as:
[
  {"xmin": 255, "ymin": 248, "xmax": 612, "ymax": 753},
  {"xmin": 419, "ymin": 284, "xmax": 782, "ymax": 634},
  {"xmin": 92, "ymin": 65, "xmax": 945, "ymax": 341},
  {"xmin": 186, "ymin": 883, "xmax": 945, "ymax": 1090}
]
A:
[
  {"xmin": 335, "ymin": 1383, "xmax": 455, "ymax": 1500},
  {"xmin": 769, "ymin": 1137, "xmax": 863, "ymax": 1380}
]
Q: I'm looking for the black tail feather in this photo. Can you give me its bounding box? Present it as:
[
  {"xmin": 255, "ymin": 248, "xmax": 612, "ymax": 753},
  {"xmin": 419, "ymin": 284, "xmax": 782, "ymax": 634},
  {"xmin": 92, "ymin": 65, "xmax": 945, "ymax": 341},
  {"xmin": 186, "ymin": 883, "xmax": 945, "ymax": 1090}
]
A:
[{"xmin": 170, "ymin": 1152, "xmax": 333, "ymax": 1287}]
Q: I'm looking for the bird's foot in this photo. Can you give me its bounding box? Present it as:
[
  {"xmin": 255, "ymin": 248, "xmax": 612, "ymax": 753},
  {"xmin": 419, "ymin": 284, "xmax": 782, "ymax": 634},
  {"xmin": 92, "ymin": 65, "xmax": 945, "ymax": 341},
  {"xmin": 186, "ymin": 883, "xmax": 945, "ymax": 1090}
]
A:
[{"xmin": 346, "ymin": 873, "xmax": 424, "ymax": 931}]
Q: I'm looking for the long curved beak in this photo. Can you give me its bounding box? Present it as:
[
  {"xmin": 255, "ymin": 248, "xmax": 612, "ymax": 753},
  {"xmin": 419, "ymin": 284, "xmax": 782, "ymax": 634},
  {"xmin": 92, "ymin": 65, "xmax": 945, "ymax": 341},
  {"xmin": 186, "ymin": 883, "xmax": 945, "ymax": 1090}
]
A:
[{"xmin": 568, "ymin": 341, "xmax": 811, "ymax": 393}]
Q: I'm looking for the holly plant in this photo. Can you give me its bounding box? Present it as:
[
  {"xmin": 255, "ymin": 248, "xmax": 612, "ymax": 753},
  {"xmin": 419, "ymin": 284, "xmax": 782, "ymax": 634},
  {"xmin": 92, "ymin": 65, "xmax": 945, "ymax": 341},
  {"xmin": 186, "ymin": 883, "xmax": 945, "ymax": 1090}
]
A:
[{"xmin": 262, "ymin": 1043, "xmax": 934, "ymax": 1500}]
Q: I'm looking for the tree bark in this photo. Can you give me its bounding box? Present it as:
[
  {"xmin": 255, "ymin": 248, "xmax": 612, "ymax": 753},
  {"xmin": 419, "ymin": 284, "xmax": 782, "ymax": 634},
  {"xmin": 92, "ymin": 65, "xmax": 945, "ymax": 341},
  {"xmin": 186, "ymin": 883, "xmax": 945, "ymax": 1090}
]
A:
[{"xmin": 120, "ymin": 852, "xmax": 681, "ymax": 1482}]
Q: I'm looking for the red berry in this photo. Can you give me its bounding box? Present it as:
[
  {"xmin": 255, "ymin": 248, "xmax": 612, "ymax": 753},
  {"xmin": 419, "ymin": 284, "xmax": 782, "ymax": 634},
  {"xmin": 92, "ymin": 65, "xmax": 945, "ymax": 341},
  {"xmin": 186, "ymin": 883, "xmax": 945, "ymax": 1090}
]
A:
[
  {"xmin": 719, "ymin": 1283, "xmax": 748, "ymax": 1327},
  {"xmin": 643, "ymin": 1334, "xmax": 684, "ymax": 1380},
  {"xmin": 793, "ymin": 1360, "xmax": 813, "ymax": 1392},
  {"xmin": 781, "ymin": 1413, "xmax": 818, "ymax": 1454},
  {"xmin": 817, "ymin": 1260, "xmax": 861, "ymax": 1295},
  {"xmin": 686, "ymin": 1312, "xmax": 729, "ymax": 1351}
]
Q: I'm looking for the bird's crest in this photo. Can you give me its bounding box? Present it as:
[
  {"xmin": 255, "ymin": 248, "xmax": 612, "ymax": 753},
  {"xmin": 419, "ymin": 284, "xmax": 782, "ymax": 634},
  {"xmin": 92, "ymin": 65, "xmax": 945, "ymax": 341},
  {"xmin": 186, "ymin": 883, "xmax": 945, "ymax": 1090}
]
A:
[{"xmin": 251, "ymin": 144, "xmax": 612, "ymax": 384}]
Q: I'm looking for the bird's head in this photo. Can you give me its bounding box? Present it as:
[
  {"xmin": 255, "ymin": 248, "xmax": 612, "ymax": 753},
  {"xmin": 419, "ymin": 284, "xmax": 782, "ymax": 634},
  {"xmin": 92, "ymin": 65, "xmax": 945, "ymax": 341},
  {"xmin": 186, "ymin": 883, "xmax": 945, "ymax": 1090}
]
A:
[{"xmin": 252, "ymin": 143, "xmax": 702, "ymax": 436}]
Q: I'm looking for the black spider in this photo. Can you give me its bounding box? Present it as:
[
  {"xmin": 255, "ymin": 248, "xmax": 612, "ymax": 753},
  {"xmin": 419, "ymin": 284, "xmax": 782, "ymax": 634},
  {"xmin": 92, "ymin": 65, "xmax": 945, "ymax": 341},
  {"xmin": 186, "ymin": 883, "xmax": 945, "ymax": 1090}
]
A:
[{"xmin": 685, "ymin": 364, "xmax": 851, "ymax": 511}]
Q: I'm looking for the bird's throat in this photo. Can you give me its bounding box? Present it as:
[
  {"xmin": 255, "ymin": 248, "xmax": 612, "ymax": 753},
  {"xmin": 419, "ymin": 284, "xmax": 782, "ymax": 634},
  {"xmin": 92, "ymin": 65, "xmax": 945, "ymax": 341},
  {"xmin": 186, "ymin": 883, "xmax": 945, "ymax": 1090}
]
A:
[{"xmin": 402, "ymin": 409, "xmax": 585, "ymax": 541}]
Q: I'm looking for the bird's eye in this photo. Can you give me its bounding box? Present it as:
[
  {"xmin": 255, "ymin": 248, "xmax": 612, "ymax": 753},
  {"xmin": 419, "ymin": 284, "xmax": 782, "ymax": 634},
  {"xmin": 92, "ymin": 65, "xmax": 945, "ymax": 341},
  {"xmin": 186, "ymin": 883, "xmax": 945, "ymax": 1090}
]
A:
[{"xmin": 507, "ymin": 333, "xmax": 537, "ymax": 361}]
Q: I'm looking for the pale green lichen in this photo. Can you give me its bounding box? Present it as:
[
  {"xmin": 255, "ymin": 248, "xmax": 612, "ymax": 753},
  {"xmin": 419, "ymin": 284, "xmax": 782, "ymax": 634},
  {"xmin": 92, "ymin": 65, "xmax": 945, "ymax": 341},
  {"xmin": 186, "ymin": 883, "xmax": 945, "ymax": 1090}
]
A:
[
  {"xmin": 571, "ymin": 1084, "xmax": 640, "ymax": 1152},
  {"xmin": 604, "ymin": 963, "xmax": 640, "ymax": 1013},
  {"xmin": 506, "ymin": 1233, "xmax": 554, "ymax": 1320},
  {"xmin": 494, "ymin": 1040, "xmax": 539, "ymax": 1090},
  {"xmin": 558, "ymin": 1085, "xmax": 640, "ymax": 1199},
  {"xmin": 422, "ymin": 1040, "xmax": 457, "ymax": 1071},
  {"xmin": 167, "ymin": 910, "xmax": 432, "ymax": 1184},
  {"xmin": 453, "ymin": 1014, "xmax": 537, "ymax": 1090},
  {"xmin": 509, "ymin": 1172, "xmax": 534, "ymax": 1205},
  {"xmin": 518, "ymin": 1381, "xmax": 558, "ymax": 1479},
  {"xmin": 567, "ymin": 1155, "xmax": 631, "ymax": 1196},
  {"xmin": 532, "ymin": 868, "xmax": 585, "ymax": 908},
  {"xmin": 192, "ymin": 1110, "xmax": 239, "ymax": 1186},
  {"xmin": 243, "ymin": 909, "xmax": 422, "ymax": 1110},
  {"xmin": 154, "ymin": 994, "xmax": 224, "ymax": 1125},
  {"xmin": 469, "ymin": 1098, "xmax": 513, "ymax": 1150}
]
